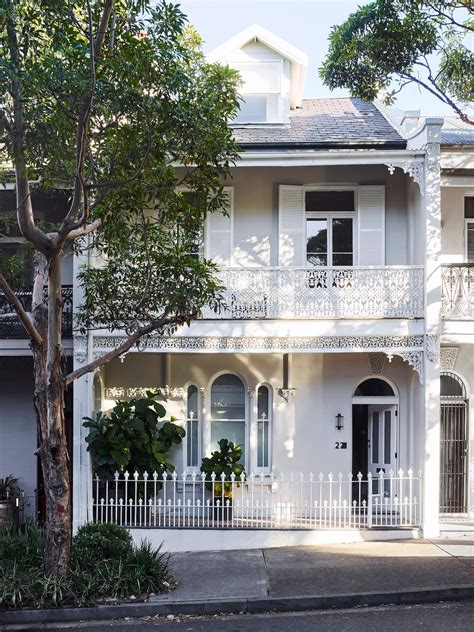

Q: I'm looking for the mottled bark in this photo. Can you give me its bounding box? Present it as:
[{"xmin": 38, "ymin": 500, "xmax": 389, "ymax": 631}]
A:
[{"xmin": 31, "ymin": 253, "xmax": 71, "ymax": 576}]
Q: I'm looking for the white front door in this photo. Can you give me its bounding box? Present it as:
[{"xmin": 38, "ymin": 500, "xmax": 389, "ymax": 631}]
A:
[{"xmin": 368, "ymin": 405, "xmax": 398, "ymax": 496}]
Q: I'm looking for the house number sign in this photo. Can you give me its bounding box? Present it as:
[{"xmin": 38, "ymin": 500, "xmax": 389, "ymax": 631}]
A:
[{"xmin": 335, "ymin": 442, "xmax": 348, "ymax": 449}]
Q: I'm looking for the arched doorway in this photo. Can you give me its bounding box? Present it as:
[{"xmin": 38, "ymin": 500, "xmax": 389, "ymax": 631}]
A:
[
  {"xmin": 440, "ymin": 372, "xmax": 468, "ymax": 514},
  {"xmin": 352, "ymin": 377, "xmax": 399, "ymax": 480}
]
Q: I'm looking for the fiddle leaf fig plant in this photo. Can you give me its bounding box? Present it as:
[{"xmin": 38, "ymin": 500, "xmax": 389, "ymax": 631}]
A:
[
  {"xmin": 200, "ymin": 439, "xmax": 246, "ymax": 498},
  {"xmin": 84, "ymin": 391, "xmax": 185, "ymax": 479}
]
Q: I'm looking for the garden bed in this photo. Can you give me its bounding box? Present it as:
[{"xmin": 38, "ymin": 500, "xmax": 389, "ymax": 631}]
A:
[{"xmin": 0, "ymin": 522, "xmax": 174, "ymax": 610}]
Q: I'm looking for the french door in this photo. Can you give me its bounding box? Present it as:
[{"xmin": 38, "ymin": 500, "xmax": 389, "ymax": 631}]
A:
[{"xmin": 368, "ymin": 405, "xmax": 398, "ymax": 497}]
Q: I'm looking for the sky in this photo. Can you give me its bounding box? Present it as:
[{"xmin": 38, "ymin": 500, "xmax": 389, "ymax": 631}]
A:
[{"xmin": 178, "ymin": 0, "xmax": 455, "ymax": 117}]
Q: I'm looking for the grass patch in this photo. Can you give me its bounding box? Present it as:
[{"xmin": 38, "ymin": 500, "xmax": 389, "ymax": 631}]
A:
[{"xmin": 0, "ymin": 521, "xmax": 173, "ymax": 610}]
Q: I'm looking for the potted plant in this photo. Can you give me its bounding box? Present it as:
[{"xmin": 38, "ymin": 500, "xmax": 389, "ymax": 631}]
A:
[
  {"xmin": 0, "ymin": 475, "xmax": 20, "ymax": 528},
  {"xmin": 200, "ymin": 439, "xmax": 246, "ymax": 522}
]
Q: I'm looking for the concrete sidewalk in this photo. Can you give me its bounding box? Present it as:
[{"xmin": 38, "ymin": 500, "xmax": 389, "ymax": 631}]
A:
[
  {"xmin": 153, "ymin": 538, "xmax": 474, "ymax": 603},
  {"xmin": 3, "ymin": 537, "xmax": 474, "ymax": 627}
]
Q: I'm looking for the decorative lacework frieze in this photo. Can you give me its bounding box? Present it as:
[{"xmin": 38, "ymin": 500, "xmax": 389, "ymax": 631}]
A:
[
  {"xmin": 93, "ymin": 334, "xmax": 425, "ymax": 354},
  {"xmin": 200, "ymin": 267, "xmax": 424, "ymax": 320},
  {"xmin": 104, "ymin": 386, "xmax": 185, "ymax": 400},
  {"xmin": 92, "ymin": 334, "xmax": 425, "ymax": 383},
  {"xmin": 385, "ymin": 160, "xmax": 425, "ymax": 195}
]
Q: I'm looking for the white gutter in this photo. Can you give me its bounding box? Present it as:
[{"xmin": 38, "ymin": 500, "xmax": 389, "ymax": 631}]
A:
[{"xmin": 234, "ymin": 149, "xmax": 425, "ymax": 168}]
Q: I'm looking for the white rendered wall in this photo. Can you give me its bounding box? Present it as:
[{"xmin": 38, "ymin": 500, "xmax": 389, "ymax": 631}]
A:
[
  {"xmin": 129, "ymin": 527, "xmax": 420, "ymax": 553},
  {"xmin": 441, "ymin": 186, "xmax": 474, "ymax": 263},
  {"xmin": 227, "ymin": 165, "xmax": 410, "ymax": 267},
  {"xmin": 99, "ymin": 352, "xmax": 420, "ymax": 478}
]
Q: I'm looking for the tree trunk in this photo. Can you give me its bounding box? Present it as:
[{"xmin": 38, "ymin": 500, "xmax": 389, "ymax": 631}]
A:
[{"xmin": 32, "ymin": 255, "xmax": 71, "ymax": 577}]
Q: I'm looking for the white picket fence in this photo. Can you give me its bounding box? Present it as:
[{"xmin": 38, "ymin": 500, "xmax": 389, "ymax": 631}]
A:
[{"xmin": 92, "ymin": 469, "xmax": 422, "ymax": 530}]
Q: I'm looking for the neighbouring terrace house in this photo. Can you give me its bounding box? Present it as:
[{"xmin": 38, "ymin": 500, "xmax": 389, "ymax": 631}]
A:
[
  {"xmin": 0, "ymin": 188, "xmax": 74, "ymax": 521},
  {"xmin": 1, "ymin": 25, "xmax": 473, "ymax": 549}
]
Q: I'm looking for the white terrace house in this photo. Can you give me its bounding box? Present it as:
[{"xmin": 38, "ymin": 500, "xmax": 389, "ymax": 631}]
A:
[
  {"xmin": 68, "ymin": 26, "xmax": 443, "ymax": 550},
  {"xmin": 1, "ymin": 26, "xmax": 471, "ymax": 548}
]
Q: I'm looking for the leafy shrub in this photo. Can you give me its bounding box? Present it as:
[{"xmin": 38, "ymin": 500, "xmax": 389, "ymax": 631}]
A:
[
  {"xmin": 0, "ymin": 522, "xmax": 173, "ymax": 610},
  {"xmin": 71, "ymin": 522, "xmax": 133, "ymax": 571},
  {"xmin": 84, "ymin": 391, "xmax": 185, "ymax": 479}
]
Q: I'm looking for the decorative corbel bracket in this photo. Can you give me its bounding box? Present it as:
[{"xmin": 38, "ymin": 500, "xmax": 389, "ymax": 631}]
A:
[
  {"xmin": 385, "ymin": 350, "xmax": 424, "ymax": 385},
  {"xmin": 74, "ymin": 335, "xmax": 88, "ymax": 364},
  {"xmin": 277, "ymin": 387, "xmax": 297, "ymax": 403},
  {"xmin": 425, "ymin": 334, "xmax": 440, "ymax": 364},
  {"xmin": 385, "ymin": 161, "xmax": 425, "ymax": 196}
]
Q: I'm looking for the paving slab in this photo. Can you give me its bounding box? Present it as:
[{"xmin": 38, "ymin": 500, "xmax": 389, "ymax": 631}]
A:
[
  {"xmin": 262, "ymin": 541, "xmax": 474, "ymax": 597},
  {"xmin": 151, "ymin": 549, "xmax": 268, "ymax": 602}
]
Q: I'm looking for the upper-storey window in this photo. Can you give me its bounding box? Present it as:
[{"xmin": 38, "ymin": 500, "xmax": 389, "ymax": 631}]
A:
[
  {"xmin": 305, "ymin": 190, "xmax": 355, "ymax": 267},
  {"xmin": 176, "ymin": 191, "xmax": 204, "ymax": 260},
  {"xmin": 465, "ymin": 197, "xmax": 474, "ymax": 262},
  {"xmin": 232, "ymin": 61, "xmax": 284, "ymax": 124}
]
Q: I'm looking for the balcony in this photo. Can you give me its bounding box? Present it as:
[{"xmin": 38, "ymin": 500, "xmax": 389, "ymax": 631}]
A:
[
  {"xmin": 0, "ymin": 286, "xmax": 73, "ymax": 338},
  {"xmin": 202, "ymin": 267, "xmax": 424, "ymax": 320},
  {"xmin": 442, "ymin": 265, "xmax": 474, "ymax": 320}
]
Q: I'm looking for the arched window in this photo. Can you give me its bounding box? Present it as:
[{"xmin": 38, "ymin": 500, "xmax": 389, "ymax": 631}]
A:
[
  {"xmin": 440, "ymin": 372, "xmax": 468, "ymax": 513},
  {"xmin": 257, "ymin": 385, "xmax": 272, "ymax": 471},
  {"xmin": 186, "ymin": 385, "xmax": 200, "ymax": 468},
  {"xmin": 353, "ymin": 378, "xmax": 395, "ymax": 397},
  {"xmin": 441, "ymin": 372, "xmax": 467, "ymax": 399},
  {"xmin": 210, "ymin": 374, "xmax": 246, "ymax": 463},
  {"xmin": 93, "ymin": 373, "xmax": 103, "ymax": 418}
]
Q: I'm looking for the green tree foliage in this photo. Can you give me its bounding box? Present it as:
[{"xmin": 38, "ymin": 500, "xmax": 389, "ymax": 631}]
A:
[
  {"xmin": 0, "ymin": 0, "xmax": 239, "ymax": 576},
  {"xmin": 320, "ymin": 0, "xmax": 474, "ymax": 124},
  {"xmin": 84, "ymin": 391, "xmax": 185, "ymax": 479}
]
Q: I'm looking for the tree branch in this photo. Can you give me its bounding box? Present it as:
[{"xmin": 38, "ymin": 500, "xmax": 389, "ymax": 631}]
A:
[
  {"xmin": 66, "ymin": 218, "xmax": 102, "ymax": 240},
  {"xmin": 399, "ymin": 71, "xmax": 474, "ymax": 125},
  {"xmin": 5, "ymin": 0, "xmax": 52, "ymax": 256},
  {"xmin": 0, "ymin": 272, "xmax": 43, "ymax": 346},
  {"xmin": 65, "ymin": 315, "xmax": 187, "ymax": 385},
  {"xmin": 424, "ymin": 1, "xmax": 474, "ymax": 32},
  {"xmin": 56, "ymin": 0, "xmax": 115, "ymax": 245}
]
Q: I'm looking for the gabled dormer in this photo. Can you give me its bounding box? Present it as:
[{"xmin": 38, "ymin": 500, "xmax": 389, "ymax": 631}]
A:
[{"xmin": 208, "ymin": 24, "xmax": 307, "ymax": 125}]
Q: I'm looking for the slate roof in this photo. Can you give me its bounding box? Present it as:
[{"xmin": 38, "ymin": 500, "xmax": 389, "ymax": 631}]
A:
[
  {"xmin": 441, "ymin": 117, "xmax": 474, "ymax": 146},
  {"xmin": 232, "ymin": 97, "xmax": 405, "ymax": 148}
]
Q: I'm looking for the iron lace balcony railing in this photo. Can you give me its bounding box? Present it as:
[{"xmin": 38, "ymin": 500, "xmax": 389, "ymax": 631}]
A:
[
  {"xmin": 442, "ymin": 265, "xmax": 474, "ymax": 320},
  {"xmin": 0, "ymin": 286, "xmax": 73, "ymax": 338},
  {"xmin": 202, "ymin": 266, "xmax": 424, "ymax": 320}
]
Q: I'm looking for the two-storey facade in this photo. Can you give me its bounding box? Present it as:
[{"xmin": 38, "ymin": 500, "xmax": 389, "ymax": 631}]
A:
[
  {"xmin": 70, "ymin": 27, "xmax": 445, "ymax": 548},
  {"xmin": 438, "ymin": 117, "xmax": 474, "ymax": 517},
  {"xmin": 3, "ymin": 25, "xmax": 470, "ymax": 548}
]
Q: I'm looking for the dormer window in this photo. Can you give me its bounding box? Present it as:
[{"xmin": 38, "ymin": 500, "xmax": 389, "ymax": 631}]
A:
[
  {"xmin": 208, "ymin": 25, "xmax": 307, "ymax": 126},
  {"xmin": 232, "ymin": 60, "xmax": 284, "ymax": 124}
]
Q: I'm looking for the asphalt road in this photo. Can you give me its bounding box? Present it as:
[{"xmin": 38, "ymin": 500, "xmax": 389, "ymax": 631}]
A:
[{"xmin": 14, "ymin": 600, "xmax": 474, "ymax": 631}]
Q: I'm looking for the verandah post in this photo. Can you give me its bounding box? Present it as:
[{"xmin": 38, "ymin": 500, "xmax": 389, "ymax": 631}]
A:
[{"xmin": 367, "ymin": 472, "xmax": 373, "ymax": 528}]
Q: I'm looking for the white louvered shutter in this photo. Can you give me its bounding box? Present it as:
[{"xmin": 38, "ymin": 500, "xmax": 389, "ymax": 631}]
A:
[
  {"xmin": 278, "ymin": 185, "xmax": 305, "ymax": 266},
  {"xmin": 205, "ymin": 187, "xmax": 233, "ymax": 266},
  {"xmin": 358, "ymin": 186, "xmax": 385, "ymax": 265}
]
